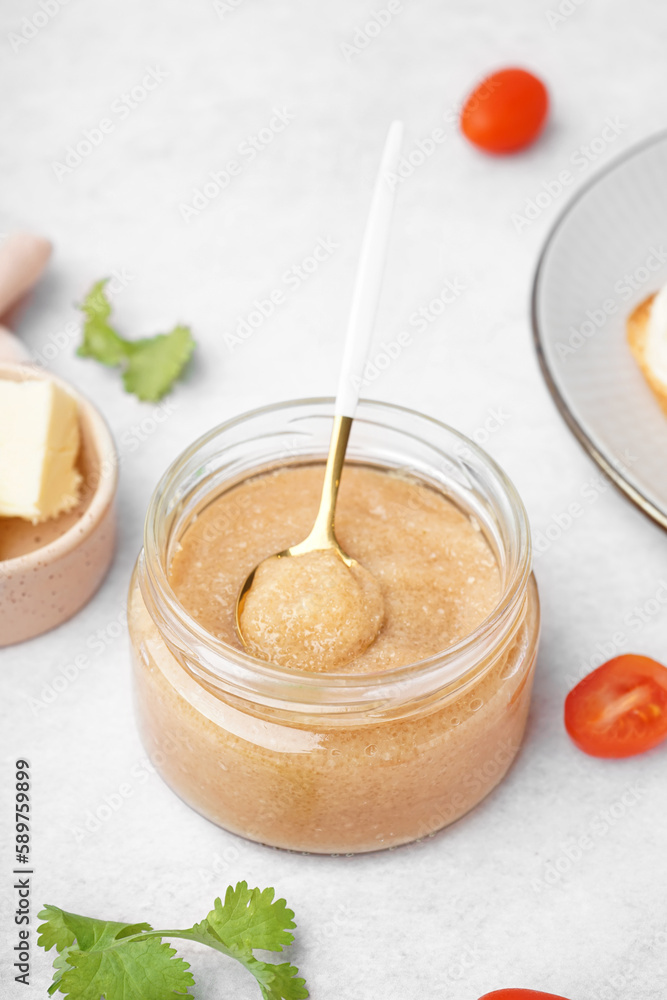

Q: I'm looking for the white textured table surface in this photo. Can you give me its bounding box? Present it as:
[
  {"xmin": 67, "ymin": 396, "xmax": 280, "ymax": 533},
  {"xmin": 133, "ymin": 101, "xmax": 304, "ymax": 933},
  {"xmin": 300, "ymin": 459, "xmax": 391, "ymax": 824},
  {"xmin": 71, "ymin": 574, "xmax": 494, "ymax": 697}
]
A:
[{"xmin": 2, "ymin": 2, "xmax": 667, "ymax": 998}]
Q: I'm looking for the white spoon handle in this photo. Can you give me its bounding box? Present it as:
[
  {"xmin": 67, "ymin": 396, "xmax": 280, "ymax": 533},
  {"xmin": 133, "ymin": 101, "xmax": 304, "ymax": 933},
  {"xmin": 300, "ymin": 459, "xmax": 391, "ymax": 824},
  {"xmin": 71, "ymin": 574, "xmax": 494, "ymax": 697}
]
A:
[{"xmin": 335, "ymin": 120, "xmax": 404, "ymax": 418}]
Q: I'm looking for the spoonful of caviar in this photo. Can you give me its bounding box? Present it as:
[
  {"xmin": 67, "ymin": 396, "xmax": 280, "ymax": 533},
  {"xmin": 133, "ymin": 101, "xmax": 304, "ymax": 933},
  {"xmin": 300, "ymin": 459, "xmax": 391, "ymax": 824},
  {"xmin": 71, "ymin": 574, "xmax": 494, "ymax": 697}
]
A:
[{"xmin": 236, "ymin": 121, "xmax": 404, "ymax": 669}]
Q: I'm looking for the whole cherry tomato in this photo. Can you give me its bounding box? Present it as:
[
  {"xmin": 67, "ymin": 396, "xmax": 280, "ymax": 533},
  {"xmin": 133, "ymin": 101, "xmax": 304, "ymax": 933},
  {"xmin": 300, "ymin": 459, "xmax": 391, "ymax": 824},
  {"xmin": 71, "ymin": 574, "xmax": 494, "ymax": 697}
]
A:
[
  {"xmin": 565, "ymin": 654, "xmax": 667, "ymax": 758},
  {"xmin": 478, "ymin": 991, "xmax": 570, "ymax": 1000},
  {"xmin": 460, "ymin": 68, "xmax": 549, "ymax": 153}
]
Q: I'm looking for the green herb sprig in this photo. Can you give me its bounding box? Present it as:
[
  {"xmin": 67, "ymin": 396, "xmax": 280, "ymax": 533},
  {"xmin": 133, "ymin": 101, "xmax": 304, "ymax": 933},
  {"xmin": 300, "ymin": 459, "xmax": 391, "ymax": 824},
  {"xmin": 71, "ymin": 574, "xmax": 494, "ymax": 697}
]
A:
[
  {"xmin": 38, "ymin": 881, "xmax": 308, "ymax": 1000},
  {"xmin": 77, "ymin": 279, "xmax": 195, "ymax": 402}
]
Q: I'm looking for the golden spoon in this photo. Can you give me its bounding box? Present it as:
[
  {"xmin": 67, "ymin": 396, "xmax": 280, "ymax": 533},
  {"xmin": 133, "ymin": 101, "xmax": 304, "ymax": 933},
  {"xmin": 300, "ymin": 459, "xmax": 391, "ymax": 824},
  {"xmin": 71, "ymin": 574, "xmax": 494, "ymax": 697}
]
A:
[{"xmin": 236, "ymin": 121, "xmax": 404, "ymax": 643}]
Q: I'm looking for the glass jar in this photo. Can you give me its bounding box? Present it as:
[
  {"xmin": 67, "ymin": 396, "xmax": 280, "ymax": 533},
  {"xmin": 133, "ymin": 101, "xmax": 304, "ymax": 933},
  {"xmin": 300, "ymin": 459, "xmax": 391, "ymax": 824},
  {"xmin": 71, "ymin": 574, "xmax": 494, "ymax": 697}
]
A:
[{"xmin": 128, "ymin": 399, "xmax": 540, "ymax": 854}]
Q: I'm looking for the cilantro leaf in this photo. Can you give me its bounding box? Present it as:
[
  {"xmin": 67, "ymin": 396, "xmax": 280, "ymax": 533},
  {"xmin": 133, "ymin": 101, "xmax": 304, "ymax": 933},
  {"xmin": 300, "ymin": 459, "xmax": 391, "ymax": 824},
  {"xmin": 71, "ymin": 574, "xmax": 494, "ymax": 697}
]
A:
[
  {"xmin": 37, "ymin": 905, "xmax": 77, "ymax": 953},
  {"xmin": 187, "ymin": 883, "xmax": 306, "ymax": 1000},
  {"xmin": 38, "ymin": 883, "xmax": 308, "ymax": 1000},
  {"xmin": 203, "ymin": 882, "xmax": 296, "ymax": 955},
  {"xmin": 77, "ymin": 280, "xmax": 128, "ymax": 366},
  {"xmin": 60, "ymin": 936, "xmax": 193, "ymax": 1000},
  {"xmin": 245, "ymin": 957, "xmax": 308, "ymax": 1000},
  {"xmin": 38, "ymin": 907, "xmax": 191, "ymax": 1000},
  {"xmin": 76, "ymin": 279, "xmax": 195, "ymax": 401},
  {"xmin": 122, "ymin": 325, "xmax": 195, "ymax": 402},
  {"xmin": 38, "ymin": 905, "xmax": 152, "ymax": 952},
  {"xmin": 48, "ymin": 948, "xmax": 76, "ymax": 996}
]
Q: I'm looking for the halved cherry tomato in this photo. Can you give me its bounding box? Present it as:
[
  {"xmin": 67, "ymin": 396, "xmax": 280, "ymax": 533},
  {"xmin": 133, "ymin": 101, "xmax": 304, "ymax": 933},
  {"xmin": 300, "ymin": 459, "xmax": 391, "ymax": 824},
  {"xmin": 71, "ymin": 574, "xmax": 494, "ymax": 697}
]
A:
[
  {"xmin": 460, "ymin": 68, "xmax": 549, "ymax": 153},
  {"xmin": 565, "ymin": 654, "xmax": 667, "ymax": 758},
  {"xmin": 478, "ymin": 991, "xmax": 570, "ymax": 1000}
]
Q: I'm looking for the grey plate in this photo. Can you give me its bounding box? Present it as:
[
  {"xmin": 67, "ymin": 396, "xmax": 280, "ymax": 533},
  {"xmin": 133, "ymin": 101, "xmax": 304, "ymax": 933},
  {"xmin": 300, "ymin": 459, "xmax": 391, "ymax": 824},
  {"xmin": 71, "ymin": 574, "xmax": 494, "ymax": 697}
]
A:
[{"xmin": 532, "ymin": 131, "xmax": 667, "ymax": 530}]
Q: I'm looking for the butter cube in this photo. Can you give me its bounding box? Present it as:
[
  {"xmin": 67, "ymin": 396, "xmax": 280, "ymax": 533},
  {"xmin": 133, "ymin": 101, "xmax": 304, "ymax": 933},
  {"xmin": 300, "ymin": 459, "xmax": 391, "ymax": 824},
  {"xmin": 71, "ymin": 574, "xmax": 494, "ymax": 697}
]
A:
[{"xmin": 0, "ymin": 378, "xmax": 82, "ymax": 522}]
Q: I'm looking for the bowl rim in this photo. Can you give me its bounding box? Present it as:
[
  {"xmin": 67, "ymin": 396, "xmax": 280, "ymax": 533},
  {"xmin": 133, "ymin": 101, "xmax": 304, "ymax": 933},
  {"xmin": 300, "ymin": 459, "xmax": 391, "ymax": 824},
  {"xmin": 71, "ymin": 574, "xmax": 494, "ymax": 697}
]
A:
[{"xmin": 0, "ymin": 362, "xmax": 118, "ymax": 572}]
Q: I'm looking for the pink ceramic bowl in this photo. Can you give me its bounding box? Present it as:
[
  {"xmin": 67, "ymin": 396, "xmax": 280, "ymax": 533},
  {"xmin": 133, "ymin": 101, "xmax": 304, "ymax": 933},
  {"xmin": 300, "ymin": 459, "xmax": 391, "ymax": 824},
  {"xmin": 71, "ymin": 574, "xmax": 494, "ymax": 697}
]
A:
[{"xmin": 0, "ymin": 363, "xmax": 117, "ymax": 646}]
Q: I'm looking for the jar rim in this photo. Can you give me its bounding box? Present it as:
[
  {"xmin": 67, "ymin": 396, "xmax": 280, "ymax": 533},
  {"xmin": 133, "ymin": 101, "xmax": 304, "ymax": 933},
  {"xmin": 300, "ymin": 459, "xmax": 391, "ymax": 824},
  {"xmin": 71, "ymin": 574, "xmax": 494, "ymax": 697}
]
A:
[{"xmin": 141, "ymin": 397, "xmax": 533, "ymax": 709}]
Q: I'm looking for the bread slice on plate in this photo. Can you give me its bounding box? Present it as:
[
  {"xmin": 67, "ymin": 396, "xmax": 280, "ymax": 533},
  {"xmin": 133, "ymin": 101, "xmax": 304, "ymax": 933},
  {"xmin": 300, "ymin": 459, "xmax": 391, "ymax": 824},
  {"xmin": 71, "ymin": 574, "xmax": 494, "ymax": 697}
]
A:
[{"xmin": 627, "ymin": 291, "xmax": 667, "ymax": 416}]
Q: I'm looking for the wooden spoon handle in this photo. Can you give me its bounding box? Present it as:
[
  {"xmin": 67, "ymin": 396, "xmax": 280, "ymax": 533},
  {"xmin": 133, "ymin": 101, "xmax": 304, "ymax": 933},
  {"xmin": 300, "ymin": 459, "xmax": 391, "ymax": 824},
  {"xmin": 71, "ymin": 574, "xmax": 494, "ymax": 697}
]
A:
[
  {"xmin": 0, "ymin": 325, "xmax": 31, "ymax": 363},
  {"xmin": 0, "ymin": 232, "xmax": 52, "ymax": 317}
]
